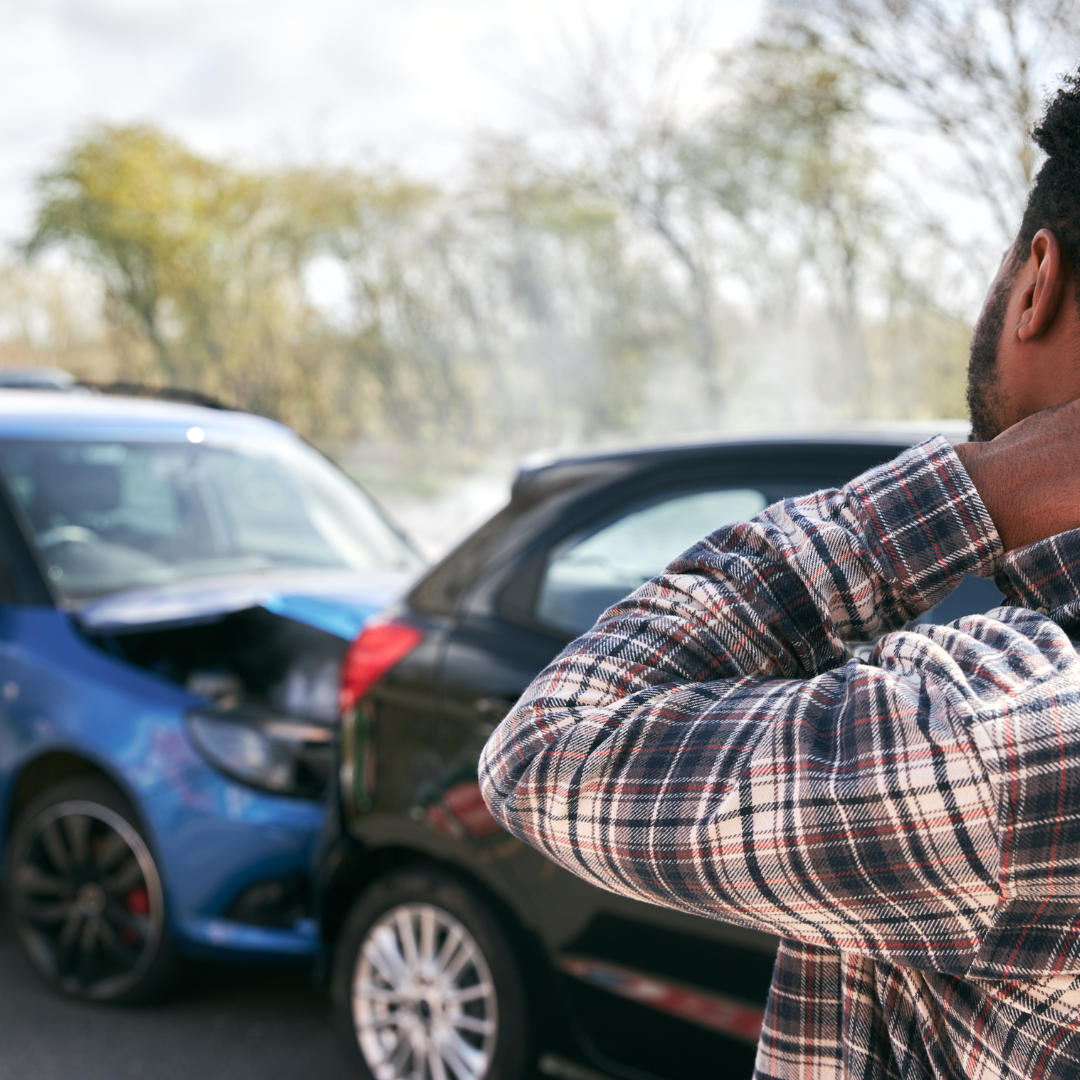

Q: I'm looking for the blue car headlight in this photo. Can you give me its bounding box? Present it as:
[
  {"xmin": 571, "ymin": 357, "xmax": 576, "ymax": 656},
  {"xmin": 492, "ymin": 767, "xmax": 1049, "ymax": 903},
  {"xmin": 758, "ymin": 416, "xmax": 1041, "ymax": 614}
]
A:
[{"xmin": 186, "ymin": 710, "xmax": 334, "ymax": 799}]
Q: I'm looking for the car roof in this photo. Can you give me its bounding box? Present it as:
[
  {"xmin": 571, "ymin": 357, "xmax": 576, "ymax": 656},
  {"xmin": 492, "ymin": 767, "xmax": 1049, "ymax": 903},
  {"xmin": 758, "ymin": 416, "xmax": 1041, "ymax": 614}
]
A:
[
  {"xmin": 511, "ymin": 421, "xmax": 970, "ymax": 497},
  {"xmin": 0, "ymin": 389, "xmax": 294, "ymax": 442}
]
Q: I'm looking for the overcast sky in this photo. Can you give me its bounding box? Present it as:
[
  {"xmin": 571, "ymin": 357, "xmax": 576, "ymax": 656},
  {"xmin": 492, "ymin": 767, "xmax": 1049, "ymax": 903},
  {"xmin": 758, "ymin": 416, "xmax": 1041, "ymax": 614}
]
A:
[{"xmin": 0, "ymin": 0, "xmax": 763, "ymax": 245}]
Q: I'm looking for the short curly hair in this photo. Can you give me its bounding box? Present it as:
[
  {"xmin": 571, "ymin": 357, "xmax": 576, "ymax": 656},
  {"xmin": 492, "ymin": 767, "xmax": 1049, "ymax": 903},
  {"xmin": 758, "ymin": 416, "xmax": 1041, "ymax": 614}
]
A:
[{"xmin": 1013, "ymin": 69, "xmax": 1080, "ymax": 295}]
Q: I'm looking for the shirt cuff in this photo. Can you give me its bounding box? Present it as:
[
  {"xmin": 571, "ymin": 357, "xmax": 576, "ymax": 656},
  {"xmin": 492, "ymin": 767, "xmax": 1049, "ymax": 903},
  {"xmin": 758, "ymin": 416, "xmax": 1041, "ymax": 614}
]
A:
[
  {"xmin": 851, "ymin": 434, "xmax": 1003, "ymax": 611},
  {"xmin": 997, "ymin": 529, "xmax": 1080, "ymax": 624}
]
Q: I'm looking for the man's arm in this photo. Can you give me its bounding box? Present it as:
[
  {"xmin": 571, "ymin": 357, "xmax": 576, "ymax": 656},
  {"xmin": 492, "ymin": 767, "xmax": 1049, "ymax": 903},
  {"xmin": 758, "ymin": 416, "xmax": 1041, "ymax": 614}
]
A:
[{"xmin": 479, "ymin": 436, "xmax": 1080, "ymax": 973}]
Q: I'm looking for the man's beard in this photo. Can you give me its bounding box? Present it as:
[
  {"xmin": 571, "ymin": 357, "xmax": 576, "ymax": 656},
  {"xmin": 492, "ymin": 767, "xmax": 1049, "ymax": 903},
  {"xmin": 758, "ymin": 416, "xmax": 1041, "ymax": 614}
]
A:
[{"xmin": 966, "ymin": 278, "xmax": 1011, "ymax": 442}]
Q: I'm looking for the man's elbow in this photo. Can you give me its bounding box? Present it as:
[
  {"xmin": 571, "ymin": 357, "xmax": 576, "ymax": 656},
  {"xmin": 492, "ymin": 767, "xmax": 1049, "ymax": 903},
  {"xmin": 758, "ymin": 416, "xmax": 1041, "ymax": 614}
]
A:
[
  {"xmin": 479, "ymin": 695, "xmax": 582, "ymax": 840},
  {"xmin": 477, "ymin": 722, "xmax": 518, "ymax": 830},
  {"xmin": 477, "ymin": 698, "xmax": 553, "ymax": 838}
]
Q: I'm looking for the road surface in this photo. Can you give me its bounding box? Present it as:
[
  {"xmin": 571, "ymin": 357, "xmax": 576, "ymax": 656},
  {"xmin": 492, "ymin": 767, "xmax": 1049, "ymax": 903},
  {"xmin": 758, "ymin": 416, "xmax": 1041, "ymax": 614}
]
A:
[{"xmin": 0, "ymin": 896, "xmax": 354, "ymax": 1080}]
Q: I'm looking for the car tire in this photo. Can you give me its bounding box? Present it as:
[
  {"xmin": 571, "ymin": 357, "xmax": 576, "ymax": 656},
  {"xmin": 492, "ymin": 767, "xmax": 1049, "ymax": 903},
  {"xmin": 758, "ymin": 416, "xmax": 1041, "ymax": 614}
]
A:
[
  {"xmin": 332, "ymin": 866, "xmax": 532, "ymax": 1080},
  {"xmin": 6, "ymin": 776, "xmax": 175, "ymax": 1004}
]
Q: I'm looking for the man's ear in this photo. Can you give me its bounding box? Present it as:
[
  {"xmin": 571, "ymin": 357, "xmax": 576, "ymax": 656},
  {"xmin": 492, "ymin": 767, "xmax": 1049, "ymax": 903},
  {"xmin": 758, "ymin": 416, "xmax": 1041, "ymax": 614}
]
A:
[{"xmin": 1017, "ymin": 228, "xmax": 1066, "ymax": 342}]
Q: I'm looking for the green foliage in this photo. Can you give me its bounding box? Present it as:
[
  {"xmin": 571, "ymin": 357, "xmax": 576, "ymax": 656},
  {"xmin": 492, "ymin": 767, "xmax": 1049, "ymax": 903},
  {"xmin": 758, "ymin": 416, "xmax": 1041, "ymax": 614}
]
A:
[
  {"xmin": 24, "ymin": 124, "xmax": 674, "ymax": 457},
  {"xmin": 30, "ymin": 126, "xmax": 248, "ymax": 369}
]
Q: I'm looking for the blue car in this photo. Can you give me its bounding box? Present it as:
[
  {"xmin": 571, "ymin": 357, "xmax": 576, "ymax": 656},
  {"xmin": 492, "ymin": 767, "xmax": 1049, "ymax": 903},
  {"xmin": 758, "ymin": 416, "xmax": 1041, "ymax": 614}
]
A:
[{"xmin": 0, "ymin": 389, "xmax": 421, "ymax": 1001}]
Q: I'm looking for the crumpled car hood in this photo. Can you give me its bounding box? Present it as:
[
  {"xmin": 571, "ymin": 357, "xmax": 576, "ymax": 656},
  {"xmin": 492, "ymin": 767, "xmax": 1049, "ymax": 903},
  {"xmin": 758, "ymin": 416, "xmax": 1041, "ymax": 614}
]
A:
[{"xmin": 73, "ymin": 569, "xmax": 414, "ymax": 640}]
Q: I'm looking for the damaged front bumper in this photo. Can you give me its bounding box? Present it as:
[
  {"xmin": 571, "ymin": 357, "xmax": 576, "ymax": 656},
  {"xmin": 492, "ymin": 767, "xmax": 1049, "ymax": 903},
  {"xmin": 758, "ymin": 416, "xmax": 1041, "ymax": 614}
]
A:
[
  {"xmin": 140, "ymin": 755, "xmax": 327, "ymax": 958},
  {"xmin": 65, "ymin": 571, "xmax": 413, "ymax": 960}
]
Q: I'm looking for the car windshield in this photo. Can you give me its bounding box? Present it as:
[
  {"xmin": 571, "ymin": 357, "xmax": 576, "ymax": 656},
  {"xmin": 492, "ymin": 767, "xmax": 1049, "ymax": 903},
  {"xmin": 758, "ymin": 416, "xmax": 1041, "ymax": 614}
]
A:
[{"xmin": 0, "ymin": 436, "xmax": 421, "ymax": 600}]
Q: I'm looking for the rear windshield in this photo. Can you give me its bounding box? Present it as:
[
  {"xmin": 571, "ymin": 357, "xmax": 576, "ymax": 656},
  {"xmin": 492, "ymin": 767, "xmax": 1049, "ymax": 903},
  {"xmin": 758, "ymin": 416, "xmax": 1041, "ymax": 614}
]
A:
[{"xmin": 0, "ymin": 437, "xmax": 421, "ymax": 600}]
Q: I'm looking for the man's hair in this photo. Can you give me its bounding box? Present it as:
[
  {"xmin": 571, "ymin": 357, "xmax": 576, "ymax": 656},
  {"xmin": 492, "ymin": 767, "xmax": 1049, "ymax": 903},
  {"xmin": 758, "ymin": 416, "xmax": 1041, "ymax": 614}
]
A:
[{"xmin": 1014, "ymin": 69, "xmax": 1080, "ymax": 294}]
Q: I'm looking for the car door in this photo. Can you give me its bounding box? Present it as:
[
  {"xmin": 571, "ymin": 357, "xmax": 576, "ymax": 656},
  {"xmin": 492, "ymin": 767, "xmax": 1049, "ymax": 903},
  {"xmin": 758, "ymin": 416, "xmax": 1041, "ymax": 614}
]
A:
[{"xmin": 440, "ymin": 478, "xmax": 795, "ymax": 1079}]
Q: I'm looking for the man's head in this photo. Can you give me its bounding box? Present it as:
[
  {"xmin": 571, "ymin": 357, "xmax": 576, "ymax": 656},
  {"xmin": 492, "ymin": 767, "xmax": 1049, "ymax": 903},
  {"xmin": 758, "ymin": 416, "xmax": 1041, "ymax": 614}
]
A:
[{"xmin": 967, "ymin": 70, "xmax": 1080, "ymax": 441}]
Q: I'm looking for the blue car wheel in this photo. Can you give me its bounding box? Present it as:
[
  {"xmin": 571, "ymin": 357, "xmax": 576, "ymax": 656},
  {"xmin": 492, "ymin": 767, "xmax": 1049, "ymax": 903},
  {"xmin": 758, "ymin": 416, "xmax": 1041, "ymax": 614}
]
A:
[{"xmin": 7, "ymin": 777, "xmax": 174, "ymax": 1002}]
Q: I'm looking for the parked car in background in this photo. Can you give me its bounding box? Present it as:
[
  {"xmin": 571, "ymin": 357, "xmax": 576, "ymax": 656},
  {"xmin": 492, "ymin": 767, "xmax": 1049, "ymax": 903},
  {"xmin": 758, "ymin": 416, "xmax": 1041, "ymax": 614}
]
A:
[
  {"xmin": 319, "ymin": 427, "xmax": 1003, "ymax": 1080},
  {"xmin": 0, "ymin": 389, "xmax": 422, "ymax": 1002}
]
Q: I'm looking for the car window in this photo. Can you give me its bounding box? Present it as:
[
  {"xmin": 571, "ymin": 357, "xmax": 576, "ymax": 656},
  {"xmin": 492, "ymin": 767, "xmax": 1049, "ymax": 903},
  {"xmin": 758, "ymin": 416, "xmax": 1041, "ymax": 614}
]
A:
[
  {"xmin": 536, "ymin": 488, "xmax": 768, "ymax": 635},
  {"xmin": 0, "ymin": 438, "xmax": 422, "ymax": 601},
  {"xmin": 914, "ymin": 574, "xmax": 1006, "ymax": 625}
]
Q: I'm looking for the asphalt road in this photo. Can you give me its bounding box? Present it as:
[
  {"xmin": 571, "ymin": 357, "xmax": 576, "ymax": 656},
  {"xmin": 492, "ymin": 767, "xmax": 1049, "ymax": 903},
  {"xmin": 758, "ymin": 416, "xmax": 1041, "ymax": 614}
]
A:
[{"xmin": 0, "ymin": 896, "xmax": 354, "ymax": 1080}]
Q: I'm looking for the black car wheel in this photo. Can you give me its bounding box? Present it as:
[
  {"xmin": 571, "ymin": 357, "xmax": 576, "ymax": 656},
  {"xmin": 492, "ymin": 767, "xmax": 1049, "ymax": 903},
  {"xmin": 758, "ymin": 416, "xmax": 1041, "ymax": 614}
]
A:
[
  {"xmin": 332, "ymin": 867, "xmax": 531, "ymax": 1080},
  {"xmin": 6, "ymin": 777, "xmax": 173, "ymax": 1003}
]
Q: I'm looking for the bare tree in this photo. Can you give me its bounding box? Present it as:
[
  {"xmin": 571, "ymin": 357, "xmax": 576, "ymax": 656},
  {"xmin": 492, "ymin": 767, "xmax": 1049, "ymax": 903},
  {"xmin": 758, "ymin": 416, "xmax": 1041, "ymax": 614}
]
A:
[
  {"xmin": 532, "ymin": 7, "xmax": 729, "ymax": 411},
  {"xmin": 779, "ymin": 0, "xmax": 1080, "ymax": 260},
  {"xmin": 696, "ymin": 34, "xmax": 886, "ymax": 411}
]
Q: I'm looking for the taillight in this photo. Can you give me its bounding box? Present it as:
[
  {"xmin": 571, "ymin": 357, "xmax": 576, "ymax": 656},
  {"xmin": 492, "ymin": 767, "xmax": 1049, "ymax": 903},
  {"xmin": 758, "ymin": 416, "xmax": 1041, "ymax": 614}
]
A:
[{"xmin": 339, "ymin": 620, "xmax": 424, "ymax": 714}]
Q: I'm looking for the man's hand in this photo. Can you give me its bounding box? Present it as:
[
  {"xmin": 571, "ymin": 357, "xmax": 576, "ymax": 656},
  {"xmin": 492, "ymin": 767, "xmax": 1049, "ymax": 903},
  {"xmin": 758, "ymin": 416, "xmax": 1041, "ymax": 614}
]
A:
[{"xmin": 956, "ymin": 398, "xmax": 1080, "ymax": 551}]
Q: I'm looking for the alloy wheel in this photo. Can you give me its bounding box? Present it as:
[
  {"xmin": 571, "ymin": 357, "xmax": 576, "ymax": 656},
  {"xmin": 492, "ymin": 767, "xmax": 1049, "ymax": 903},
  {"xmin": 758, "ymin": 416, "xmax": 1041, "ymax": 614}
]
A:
[
  {"xmin": 9, "ymin": 798, "xmax": 165, "ymax": 1000},
  {"xmin": 353, "ymin": 901, "xmax": 498, "ymax": 1080}
]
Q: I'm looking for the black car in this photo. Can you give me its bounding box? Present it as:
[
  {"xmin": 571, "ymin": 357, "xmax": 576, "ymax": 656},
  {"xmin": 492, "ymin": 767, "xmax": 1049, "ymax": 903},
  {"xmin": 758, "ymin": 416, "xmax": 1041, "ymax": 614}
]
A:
[{"xmin": 318, "ymin": 431, "xmax": 1002, "ymax": 1080}]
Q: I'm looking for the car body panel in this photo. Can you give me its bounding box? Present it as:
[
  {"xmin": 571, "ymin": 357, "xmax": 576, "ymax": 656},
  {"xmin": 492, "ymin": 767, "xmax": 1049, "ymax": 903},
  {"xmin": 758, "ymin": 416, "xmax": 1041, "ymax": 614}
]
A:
[
  {"xmin": 0, "ymin": 605, "xmax": 200, "ymax": 822},
  {"xmin": 140, "ymin": 764, "xmax": 324, "ymax": 955}
]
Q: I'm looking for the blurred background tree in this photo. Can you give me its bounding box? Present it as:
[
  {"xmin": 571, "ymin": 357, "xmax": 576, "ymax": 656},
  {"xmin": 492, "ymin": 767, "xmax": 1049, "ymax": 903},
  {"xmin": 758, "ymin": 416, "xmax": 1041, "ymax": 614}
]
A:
[
  {"xmin": 18, "ymin": 122, "xmax": 681, "ymax": 468},
  {"xmin": 6, "ymin": 0, "xmax": 1076, "ymax": 490}
]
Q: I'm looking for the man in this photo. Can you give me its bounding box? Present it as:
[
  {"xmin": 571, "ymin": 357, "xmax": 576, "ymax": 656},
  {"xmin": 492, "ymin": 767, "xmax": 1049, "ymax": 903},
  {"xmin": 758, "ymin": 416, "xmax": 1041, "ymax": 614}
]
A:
[{"xmin": 480, "ymin": 72, "xmax": 1080, "ymax": 1078}]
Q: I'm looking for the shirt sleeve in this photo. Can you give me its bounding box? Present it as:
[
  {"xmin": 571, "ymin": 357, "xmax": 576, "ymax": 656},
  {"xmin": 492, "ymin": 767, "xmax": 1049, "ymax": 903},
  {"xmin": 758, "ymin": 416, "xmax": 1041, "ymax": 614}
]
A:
[{"xmin": 477, "ymin": 436, "xmax": 1080, "ymax": 975}]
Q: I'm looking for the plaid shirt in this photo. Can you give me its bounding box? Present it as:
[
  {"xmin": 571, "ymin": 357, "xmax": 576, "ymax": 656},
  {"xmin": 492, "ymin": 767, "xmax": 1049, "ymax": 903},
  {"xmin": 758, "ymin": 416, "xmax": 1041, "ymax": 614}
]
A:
[{"xmin": 479, "ymin": 435, "xmax": 1080, "ymax": 1079}]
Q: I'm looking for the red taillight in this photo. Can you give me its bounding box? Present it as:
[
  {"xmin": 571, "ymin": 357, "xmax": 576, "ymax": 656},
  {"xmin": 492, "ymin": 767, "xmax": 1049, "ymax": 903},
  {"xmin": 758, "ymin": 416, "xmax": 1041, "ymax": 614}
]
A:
[{"xmin": 339, "ymin": 621, "xmax": 424, "ymax": 714}]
